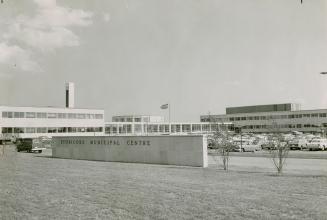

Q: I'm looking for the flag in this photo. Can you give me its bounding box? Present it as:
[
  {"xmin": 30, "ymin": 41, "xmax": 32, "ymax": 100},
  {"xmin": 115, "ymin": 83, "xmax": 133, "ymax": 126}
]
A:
[{"xmin": 160, "ymin": 104, "xmax": 169, "ymax": 109}]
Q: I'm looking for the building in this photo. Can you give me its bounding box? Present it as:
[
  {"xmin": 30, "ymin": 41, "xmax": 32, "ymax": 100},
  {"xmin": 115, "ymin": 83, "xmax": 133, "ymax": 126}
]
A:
[
  {"xmin": 201, "ymin": 103, "xmax": 327, "ymax": 134},
  {"xmin": 112, "ymin": 115, "xmax": 164, "ymax": 123},
  {"xmin": 0, "ymin": 83, "xmax": 105, "ymax": 140},
  {"xmin": 106, "ymin": 115, "xmax": 232, "ymax": 135}
]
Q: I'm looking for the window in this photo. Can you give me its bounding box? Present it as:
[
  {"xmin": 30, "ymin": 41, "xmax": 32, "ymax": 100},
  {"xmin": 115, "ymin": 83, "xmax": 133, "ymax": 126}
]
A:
[
  {"xmin": 159, "ymin": 125, "xmax": 165, "ymax": 132},
  {"xmin": 311, "ymin": 113, "xmax": 318, "ymax": 118},
  {"xmin": 303, "ymin": 114, "xmax": 310, "ymax": 118},
  {"xmin": 319, "ymin": 113, "xmax": 327, "ymax": 117},
  {"xmin": 26, "ymin": 112, "xmax": 36, "ymax": 118},
  {"xmin": 14, "ymin": 112, "xmax": 21, "ymax": 118},
  {"xmin": 68, "ymin": 113, "xmax": 76, "ymax": 119},
  {"xmin": 192, "ymin": 124, "xmax": 201, "ymax": 131},
  {"xmin": 260, "ymin": 116, "xmax": 266, "ymax": 120},
  {"xmin": 247, "ymin": 117, "xmax": 253, "ymax": 120},
  {"xmin": 37, "ymin": 128, "xmax": 47, "ymax": 133},
  {"xmin": 202, "ymin": 124, "xmax": 210, "ymax": 132},
  {"xmin": 26, "ymin": 128, "xmax": 36, "ymax": 133},
  {"xmin": 241, "ymin": 117, "xmax": 246, "ymax": 121},
  {"xmin": 164, "ymin": 125, "xmax": 169, "ymax": 132},
  {"xmin": 68, "ymin": 127, "xmax": 76, "ymax": 133},
  {"xmin": 95, "ymin": 114, "xmax": 103, "ymax": 119},
  {"xmin": 37, "ymin": 112, "xmax": 47, "ymax": 118},
  {"xmin": 134, "ymin": 117, "xmax": 141, "ymax": 122},
  {"xmin": 296, "ymin": 124, "xmax": 302, "ymax": 128},
  {"xmin": 181, "ymin": 124, "xmax": 191, "ymax": 132},
  {"xmin": 58, "ymin": 113, "xmax": 67, "ymax": 119},
  {"xmin": 87, "ymin": 127, "xmax": 94, "ymax": 132},
  {"xmin": 77, "ymin": 127, "xmax": 85, "ymax": 132},
  {"xmin": 2, "ymin": 127, "xmax": 13, "ymax": 133},
  {"xmin": 14, "ymin": 127, "xmax": 24, "ymax": 133},
  {"xmin": 47, "ymin": 113, "xmax": 57, "ymax": 118},
  {"xmin": 2, "ymin": 112, "xmax": 7, "ymax": 118},
  {"xmin": 47, "ymin": 127, "xmax": 57, "ymax": 133},
  {"xmin": 254, "ymin": 116, "xmax": 260, "ymax": 120},
  {"xmin": 94, "ymin": 127, "xmax": 103, "ymax": 132},
  {"xmin": 76, "ymin": 114, "xmax": 86, "ymax": 119},
  {"xmin": 58, "ymin": 127, "xmax": 65, "ymax": 133},
  {"xmin": 7, "ymin": 112, "xmax": 13, "ymax": 118}
]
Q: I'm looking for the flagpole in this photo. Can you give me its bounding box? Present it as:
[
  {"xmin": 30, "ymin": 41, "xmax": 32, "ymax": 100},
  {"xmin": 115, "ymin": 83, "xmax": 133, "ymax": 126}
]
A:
[
  {"xmin": 169, "ymin": 102, "xmax": 170, "ymax": 124},
  {"xmin": 169, "ymin": 102, "xmax": 171, "ymax": 133}
]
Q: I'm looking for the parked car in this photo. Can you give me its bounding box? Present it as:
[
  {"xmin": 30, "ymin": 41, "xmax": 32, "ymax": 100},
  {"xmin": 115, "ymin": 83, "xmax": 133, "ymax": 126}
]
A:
[
  {"xmin": 16, "ymin": 138, "xmax": 45, "ymax": 153},
  {"xmin": 288, "ymin": 138, "xmax": 308, "ymax": 150},
  {"xmin": 16, "ymin": 138, "xmax": 33, "ymax": 152},
  {"xmin": 232, "ymin": 140, "xmax": 261, "ymax": 152},
  {"xmin": 307, "ymin": 139, "xmax": 327, "ymax": 151}
]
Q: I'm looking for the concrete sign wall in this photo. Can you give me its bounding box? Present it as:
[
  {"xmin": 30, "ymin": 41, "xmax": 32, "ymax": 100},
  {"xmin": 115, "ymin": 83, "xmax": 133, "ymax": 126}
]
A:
[{"xmin": 52, "ymin": 135, "xmax": 208, "ymax": 167}]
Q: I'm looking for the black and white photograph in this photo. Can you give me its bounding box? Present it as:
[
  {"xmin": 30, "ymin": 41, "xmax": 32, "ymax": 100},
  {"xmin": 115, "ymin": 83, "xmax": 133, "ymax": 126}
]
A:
[{"xmin": 0, "ymin": 0, "xmax": 326, "ymax": 219}]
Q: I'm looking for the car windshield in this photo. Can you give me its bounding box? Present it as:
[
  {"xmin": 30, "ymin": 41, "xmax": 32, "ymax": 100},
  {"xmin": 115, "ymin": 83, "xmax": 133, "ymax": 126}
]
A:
[{"xmin": 310, "ymin": 140, "xmax": 320, "ymax": 143}]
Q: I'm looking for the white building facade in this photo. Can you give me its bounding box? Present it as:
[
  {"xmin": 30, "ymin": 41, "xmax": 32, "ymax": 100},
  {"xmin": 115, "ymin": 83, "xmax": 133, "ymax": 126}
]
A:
[
  {"xmin": 106, "ymin": 115, "xmax": 232, "ymax": 135},
  {"xmin": 201, "ymin": 104, "xmax": 327, "ymax": 134},
  {"xmin": 0, "ymin": 106, "xmax": 105, "ymax": 139}
]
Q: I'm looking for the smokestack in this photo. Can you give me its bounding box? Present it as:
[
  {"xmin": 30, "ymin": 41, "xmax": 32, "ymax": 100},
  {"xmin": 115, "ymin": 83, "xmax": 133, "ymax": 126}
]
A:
[{"xmin": 65, "ymin": 82, "xmax": 75, "ymax": 108}]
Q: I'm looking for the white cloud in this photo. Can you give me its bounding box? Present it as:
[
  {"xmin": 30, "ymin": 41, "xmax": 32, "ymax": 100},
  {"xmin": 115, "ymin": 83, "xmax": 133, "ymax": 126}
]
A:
[
  {"xmin": 4, "ymin": 0, "xmax": 93, "ymax": 51},
  {"xmin": 6, "ymin": 24, "xmax": 79, "ymax": 51},
  {"xmin": 0, "ymin": 42, "xmax": 41, "ymax": 72},
  {"xmin": 0, "ymin": 0, "xmax": 93, "ymax": 73},
  {"xmin": 103, "ymin": 13, "xmax": 111, "ymax": 22}
]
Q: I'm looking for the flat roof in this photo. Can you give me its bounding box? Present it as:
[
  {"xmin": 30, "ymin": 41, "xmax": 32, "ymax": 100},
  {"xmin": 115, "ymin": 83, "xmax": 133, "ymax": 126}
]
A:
[
  {"xmin": 201, "ymin": 108, "xmax": 327, "ymax": 117},
  {"xmin": 0, "ymin": 105, "xmax": 103, "ymax": 111}
]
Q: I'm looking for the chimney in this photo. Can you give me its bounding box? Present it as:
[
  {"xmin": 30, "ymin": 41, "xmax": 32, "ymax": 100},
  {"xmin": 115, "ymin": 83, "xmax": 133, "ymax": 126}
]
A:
[{"xmin": 65, "ymin": 82, "xmax": 75, "ymax": 108}]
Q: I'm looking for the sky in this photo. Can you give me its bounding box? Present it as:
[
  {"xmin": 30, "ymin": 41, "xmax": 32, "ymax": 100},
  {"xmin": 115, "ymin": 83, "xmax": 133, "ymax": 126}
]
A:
[{"xmin": 0, "ymin": 0, "xmax": 327, "ymax": 122}]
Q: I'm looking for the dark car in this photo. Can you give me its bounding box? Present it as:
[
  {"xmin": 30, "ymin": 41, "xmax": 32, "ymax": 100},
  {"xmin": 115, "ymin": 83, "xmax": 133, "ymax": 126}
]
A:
[{"xmin": 16, "ymin": 138, "xmax": 33, "ymax": 152}]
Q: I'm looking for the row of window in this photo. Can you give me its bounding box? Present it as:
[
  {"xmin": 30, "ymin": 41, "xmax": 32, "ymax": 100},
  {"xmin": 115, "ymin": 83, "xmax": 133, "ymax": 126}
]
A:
[
  {"xmin": 202, "ymin": 113, "xmax": 327, "ymax": 122},
  {"xmin": 113, "ymin": 118, "xmax": 141, "ymax": 122},
  {"xmin": 241, "ymin": 123, "xmax": 327, "ymax": 130},
  {"xmin": 113, "ymin": 117, "xmax": 147, "ymax": 122},
  {"xmin": 2, "ymin": 111, "xmax": 103, "ymax": 119},
  {"xmin": 2, "ymin": 127, "xmax": 103, "ymax": 134},
  {"xmin": 105, "ymin": 123, "xmax": 231, "ymax": 134}
]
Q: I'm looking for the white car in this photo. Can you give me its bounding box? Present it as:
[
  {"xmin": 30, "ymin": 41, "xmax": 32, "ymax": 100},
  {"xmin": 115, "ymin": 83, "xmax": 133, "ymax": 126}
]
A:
[
  {"xmin": 232, "ymin": 140, "xmax": 261, "ymax": 152},
  {"xmin": 30, "ymin": 147, "xmax": 46, "ymax": 153},
  {"xmin": 307, "ymin": 139, "xmax": 327, "ymax": 151},
  {"xmin": 288, "ymin": 139, "xmax": 308, "ymax": 150}
]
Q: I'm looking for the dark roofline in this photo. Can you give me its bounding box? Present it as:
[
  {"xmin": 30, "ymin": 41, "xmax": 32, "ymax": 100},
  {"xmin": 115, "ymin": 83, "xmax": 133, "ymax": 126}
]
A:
[{"xmin": 0, "ymin": 105, "xmax": 104, "ymax": 111}]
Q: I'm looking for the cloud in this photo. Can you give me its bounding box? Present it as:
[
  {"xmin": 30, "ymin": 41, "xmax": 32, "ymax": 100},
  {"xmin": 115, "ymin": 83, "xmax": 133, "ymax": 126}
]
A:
[
  {"xmin": 103, "ymin": 13, "xmax": 111, "ymax": 22},
  {"xmin": 4, "ymin": 0, "xmax": 93, "ymax": 52},
  {"xmin": 0, "ymin": 42, "xmax": 41, "ymax": 72},
  {"xmin": 0, "ymin": 0, "xmax": 93, "ymax": 73}
]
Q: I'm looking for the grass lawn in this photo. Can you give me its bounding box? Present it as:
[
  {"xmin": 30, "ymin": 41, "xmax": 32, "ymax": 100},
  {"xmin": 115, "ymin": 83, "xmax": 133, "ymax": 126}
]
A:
[{"xmin": 0, "ymin": 146, "xmax": 326, "ymax": 219}]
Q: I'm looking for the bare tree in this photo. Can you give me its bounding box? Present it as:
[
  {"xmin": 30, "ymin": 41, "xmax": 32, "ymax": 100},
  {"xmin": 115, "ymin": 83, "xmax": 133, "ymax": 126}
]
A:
[
  {"xmin": 208, "ymin": 114, "xmax": 234, "ymax": 171},
  {"xmin": 266, "ymin": 121, "xmax": 289, "ymax": 175}
]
